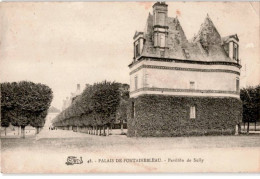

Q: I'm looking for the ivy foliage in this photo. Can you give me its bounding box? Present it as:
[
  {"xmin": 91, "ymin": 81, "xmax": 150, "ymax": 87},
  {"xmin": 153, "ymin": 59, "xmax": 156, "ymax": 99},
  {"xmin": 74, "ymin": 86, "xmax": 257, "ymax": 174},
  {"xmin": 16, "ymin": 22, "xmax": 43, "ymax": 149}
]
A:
[{"xmin": 127, "ymin": 95, "xmax": 242, "ymax": 137}]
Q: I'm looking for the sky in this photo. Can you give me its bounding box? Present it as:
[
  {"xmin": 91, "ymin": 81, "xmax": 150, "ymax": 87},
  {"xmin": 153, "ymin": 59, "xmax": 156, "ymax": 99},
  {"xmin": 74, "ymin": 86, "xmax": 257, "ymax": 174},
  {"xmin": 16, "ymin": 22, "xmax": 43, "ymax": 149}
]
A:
[{"xmin": 0, "ymin": 2, "xmax": 259, "ymax": 110}]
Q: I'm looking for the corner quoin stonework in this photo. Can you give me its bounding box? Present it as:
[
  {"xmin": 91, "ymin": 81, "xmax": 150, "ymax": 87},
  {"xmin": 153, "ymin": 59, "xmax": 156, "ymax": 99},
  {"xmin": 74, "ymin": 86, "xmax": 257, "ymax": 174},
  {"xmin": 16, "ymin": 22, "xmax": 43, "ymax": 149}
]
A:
[{"xmin": 127, "ymin": 2, "xmax": 242, "ymax": 137}]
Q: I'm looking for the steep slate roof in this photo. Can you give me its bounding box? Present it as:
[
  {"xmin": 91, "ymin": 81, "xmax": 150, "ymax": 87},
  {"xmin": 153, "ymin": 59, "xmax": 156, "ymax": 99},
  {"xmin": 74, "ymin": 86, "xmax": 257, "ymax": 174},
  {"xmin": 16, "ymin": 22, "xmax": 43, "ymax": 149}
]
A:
[{"xmin": 140, "ymin": 14, "xmax": 236, "ymax": 63}]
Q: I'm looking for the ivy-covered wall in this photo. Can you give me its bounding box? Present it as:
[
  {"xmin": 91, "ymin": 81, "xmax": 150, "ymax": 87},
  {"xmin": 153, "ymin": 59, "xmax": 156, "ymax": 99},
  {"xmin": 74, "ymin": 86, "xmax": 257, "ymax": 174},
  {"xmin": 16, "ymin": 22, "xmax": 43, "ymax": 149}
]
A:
[{"xmin": 127, "ymin": 95, "xmax": 242, "ymax": 137}]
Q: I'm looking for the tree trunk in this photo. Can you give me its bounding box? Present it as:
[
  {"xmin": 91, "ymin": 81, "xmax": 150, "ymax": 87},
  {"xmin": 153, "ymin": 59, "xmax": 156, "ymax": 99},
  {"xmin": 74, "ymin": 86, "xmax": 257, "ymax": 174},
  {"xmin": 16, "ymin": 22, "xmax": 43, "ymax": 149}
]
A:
[
  {"xmin": 103, "ymin": 126, "xmax": 106, "ymax": 136},
  {"xmin": 247, "ymin": 121, "xmax": 250, "ymax": 134},
  {"xmin": 255, "ymin": 121, "xmax": 257, "ymax": 131},
  {"xmin": 96, "ymin": 127, "xmax": 98, "ymax": 135},
  {"xmin": 121, "ymin": 121, "xmax": 124, "ymax": 134},
  {"xmin": 107, "ymin": 126, "xmax": 109, "ymax": 136},
  {"xmin": 21, "ymin": 126, "xmax": 25, "ymax": 139},
  {"xmin": 18, "ymin": 126, "xmax": 20, "ymax": 136},
  {"xmin": 110, "ymin": 125, "xmax": 112, "ymax": 135},
  {"xmin": 5, "ymin": 127, "xmax": 7, "ymax": 136},
  {"xmin": 36, "ymin": 127, "xmax": 40, "ymax": 134},
  {"xmin": 99, "ymin": 127, "xmax": 101, "ymax": 136}
]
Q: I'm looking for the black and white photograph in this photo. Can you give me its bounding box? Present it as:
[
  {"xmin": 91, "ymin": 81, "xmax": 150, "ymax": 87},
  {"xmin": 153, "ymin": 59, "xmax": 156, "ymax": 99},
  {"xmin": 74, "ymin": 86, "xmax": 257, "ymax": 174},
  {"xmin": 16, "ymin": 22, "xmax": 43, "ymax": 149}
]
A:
[{"xmin": 0, "ymin": 1, "xmax": 259, "ymax": 173}]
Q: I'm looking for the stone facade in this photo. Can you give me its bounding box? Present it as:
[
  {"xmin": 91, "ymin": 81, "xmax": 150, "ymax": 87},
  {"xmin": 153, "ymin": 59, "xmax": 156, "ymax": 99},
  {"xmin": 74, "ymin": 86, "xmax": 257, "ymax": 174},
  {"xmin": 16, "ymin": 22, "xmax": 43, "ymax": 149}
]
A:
[{"xmin": 128, "ymin": 2, "xmax": 242, "ymax": 137}]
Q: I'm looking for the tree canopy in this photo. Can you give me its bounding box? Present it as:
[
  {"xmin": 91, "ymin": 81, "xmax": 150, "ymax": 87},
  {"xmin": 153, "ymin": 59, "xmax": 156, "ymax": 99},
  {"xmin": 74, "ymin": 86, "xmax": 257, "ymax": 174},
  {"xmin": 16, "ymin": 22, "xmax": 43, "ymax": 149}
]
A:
[
  {"xmin": 52, "ymin": 81, "xmax": 128, "ymax": 128},
  {"xmin": 240, "ymin": 85, "xmax": 260, "ymax": 123},
  {"xmin": 1, "ymin": 81, "xmax": 53, "ymax": 131}
]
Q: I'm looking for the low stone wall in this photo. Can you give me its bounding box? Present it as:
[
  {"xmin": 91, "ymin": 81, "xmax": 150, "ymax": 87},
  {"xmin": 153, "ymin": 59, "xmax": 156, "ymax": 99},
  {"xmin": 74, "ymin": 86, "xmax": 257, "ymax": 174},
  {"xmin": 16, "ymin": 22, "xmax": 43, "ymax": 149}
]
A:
[{"xmin": 127, "ymin": 95, "xmax": 242, "ymax": 137}]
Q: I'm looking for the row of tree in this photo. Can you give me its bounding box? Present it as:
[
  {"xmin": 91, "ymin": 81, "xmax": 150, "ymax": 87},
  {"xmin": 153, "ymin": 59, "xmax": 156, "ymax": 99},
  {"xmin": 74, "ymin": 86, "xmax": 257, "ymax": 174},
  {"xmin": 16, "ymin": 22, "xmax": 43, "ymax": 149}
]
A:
[
  {"xmin": 52, "ymin": 81, "xmax": 129, "ymax": 136},
  {"xmin": 240, "ymin": 85, "xmax": 260, "ymax": 133},
  {"xmin": 1, "ymin": 81, "xmax": 53, "ymax": 138}
]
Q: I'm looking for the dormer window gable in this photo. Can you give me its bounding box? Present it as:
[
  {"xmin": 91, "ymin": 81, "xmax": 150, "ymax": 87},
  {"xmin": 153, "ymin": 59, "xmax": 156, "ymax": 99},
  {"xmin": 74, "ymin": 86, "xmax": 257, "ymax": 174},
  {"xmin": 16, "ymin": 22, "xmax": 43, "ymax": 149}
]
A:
[
  {"xmin": 224, "ymin": 37, "xmax": 239, "ymax": 45},
  {"xmin": 133, "ymin": 31, "xmax": 144, "ymax": 41},
  {"xmin": 222, "ymin": 34, "xmax": 240, "ymax": 64}
]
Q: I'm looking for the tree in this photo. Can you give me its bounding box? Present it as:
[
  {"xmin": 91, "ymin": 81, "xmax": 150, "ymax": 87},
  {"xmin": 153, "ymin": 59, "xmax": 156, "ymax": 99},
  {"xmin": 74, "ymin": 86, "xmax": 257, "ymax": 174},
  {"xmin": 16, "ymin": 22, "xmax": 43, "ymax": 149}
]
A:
[
  {"xmin": 1, "ymin": 112, "xmax": 10, "ymax": 136},
  {"xmin": 91, "ymin": 82, "xmax": 120, "ymax": 135},
  {"xmin": 1, "ymin": 81, "xmax": 53, "ymax": 138},
  {"xmin": 240, "ymin": 85, "xmax": 260, "ymax": 133},
  {"xmin": 116, "ymin": 83, "xmax": 129, "ymax": 134},
  {"xmin": 52, "ymin": 81, "xmax": 123, "ymax": 136},
  {"xmin": 116, "ymin": 99, "xmax": 128, "ymax": 134},
  {"xmin": 30, "ymin": 110, "xmax": 48, "ymax": 134}
]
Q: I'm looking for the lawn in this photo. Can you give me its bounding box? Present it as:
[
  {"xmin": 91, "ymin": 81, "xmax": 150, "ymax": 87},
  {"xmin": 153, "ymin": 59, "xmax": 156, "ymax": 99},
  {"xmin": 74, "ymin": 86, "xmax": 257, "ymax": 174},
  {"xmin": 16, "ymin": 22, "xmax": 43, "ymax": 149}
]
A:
[{"xmin": 1, "ymin": 129, "xmax": 260, "ymax": 173}]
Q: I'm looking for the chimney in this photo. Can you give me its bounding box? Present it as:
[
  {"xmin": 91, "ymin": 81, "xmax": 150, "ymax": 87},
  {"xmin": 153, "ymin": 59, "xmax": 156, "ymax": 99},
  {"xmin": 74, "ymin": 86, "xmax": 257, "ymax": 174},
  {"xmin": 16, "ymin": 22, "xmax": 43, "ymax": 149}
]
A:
[
  {"xmin": 153, "ymin": 2, "xmax": 168, "ymax": 27},
  {"xmin": 152, "ymin": 2, "xmax": 168, "ymax": 48}
]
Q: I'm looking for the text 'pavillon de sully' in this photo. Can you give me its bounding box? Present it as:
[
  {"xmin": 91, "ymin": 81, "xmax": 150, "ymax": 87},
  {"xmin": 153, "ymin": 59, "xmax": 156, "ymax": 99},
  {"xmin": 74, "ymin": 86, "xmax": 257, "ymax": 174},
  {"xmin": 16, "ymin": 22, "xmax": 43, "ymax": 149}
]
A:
[{"xmin": 127, "ymin": 2, "xmax": 242, "ymax": 137}]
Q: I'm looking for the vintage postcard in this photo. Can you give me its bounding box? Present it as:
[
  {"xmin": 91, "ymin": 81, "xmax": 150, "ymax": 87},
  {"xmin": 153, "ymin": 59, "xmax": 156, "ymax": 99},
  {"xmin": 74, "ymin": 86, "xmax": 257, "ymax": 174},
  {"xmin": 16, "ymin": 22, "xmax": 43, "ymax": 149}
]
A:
[{"xmin": 0, "ymin": 1, "xmax": 259, "ymax": 173}]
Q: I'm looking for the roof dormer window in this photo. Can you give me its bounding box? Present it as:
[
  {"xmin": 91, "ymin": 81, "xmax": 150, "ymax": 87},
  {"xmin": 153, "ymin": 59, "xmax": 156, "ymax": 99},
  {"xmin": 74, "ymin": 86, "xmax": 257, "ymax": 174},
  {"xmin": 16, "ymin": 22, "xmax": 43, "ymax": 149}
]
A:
[
  {"xmin": 134, "ymin": 36, "xmax": 144, "ymax": 60},
  {"xmin": 135, "ymin": 43, "xmax": 140, "ymax": 58},
  {"xmin": 233, "ymin": 43, "xmax": 239, "ymax": 62}
]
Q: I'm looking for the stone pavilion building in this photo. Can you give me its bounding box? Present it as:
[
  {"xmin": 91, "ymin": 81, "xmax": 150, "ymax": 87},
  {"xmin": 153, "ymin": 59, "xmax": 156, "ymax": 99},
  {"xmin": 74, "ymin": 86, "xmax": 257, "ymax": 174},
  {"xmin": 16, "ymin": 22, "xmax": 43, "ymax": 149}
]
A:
[{"xmin": 127, "ymin": 2, "xmax": 242, "ymax": 137}]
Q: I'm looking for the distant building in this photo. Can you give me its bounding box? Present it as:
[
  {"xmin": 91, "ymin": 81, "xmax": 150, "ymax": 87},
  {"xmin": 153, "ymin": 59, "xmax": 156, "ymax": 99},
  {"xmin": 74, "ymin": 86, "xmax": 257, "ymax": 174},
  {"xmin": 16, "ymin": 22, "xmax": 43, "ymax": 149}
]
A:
[
  {"xmin": 46, "ymin": 106, "xmax": 61, "ymax": 127},
  {"xmin": 128, "ymin": 2, "xmax": 242, "ymax": 137},
  {"xmin": 62, "ymin": 84, "xmax": 86, "ymax": 110}
]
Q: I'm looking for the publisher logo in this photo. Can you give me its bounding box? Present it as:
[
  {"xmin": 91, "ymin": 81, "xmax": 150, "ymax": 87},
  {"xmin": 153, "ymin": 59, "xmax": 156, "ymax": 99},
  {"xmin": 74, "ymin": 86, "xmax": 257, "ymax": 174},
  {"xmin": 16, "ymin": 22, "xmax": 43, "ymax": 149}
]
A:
[{"xmin": 65, "ymin": 156, "xmax": 83, "ymax": 165}]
